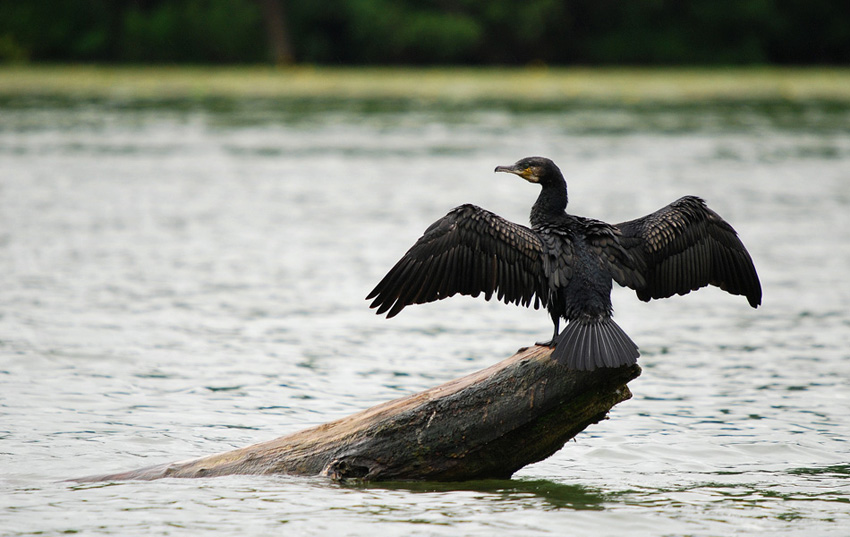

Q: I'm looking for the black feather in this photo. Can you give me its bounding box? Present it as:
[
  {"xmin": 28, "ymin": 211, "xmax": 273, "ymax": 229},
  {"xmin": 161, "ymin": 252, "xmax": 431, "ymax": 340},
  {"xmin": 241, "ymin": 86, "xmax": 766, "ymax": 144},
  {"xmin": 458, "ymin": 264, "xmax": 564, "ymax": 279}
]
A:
[{"xmin": 368, "ymin": 158, "xmax": 761, "ymax": 370}]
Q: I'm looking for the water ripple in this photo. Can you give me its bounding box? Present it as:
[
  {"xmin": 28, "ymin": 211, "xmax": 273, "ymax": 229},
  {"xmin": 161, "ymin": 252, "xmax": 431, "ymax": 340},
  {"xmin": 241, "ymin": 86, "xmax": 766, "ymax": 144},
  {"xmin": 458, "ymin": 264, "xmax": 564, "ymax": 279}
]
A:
[{"xmin": 1, "ymin": 100, "xmax": 849, "ymax": 536}]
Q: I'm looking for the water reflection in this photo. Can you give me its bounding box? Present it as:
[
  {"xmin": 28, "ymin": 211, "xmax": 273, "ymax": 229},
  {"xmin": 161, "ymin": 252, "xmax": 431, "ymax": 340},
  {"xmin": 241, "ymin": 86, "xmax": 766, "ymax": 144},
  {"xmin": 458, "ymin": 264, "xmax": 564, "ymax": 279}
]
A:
[
  {"xmin": 3, "ymin": 95, "xmax": 850, "ymax": 134},
  {"xmin": 788, "ymin": 464, "xmax": 850, "ymax": 477},
  {"xmin": 350, "ymin": 478, "xmax": 607, "ymax": 511}
]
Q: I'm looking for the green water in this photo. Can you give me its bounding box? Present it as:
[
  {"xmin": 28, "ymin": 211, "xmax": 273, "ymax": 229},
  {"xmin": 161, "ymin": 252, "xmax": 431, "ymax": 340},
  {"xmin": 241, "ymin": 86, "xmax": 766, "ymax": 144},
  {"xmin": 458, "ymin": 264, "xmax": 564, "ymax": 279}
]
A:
[{"xmin": 1, "ymin": 96, "xmax": 848, "ymax": 536}]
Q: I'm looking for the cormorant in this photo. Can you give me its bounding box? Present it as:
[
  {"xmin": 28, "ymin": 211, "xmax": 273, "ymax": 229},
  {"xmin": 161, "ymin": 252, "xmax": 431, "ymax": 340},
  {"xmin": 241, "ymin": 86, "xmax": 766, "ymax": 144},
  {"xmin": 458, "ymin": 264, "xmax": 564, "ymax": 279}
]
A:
[{"xmin": 367, "ymin": 157, "xmax": 762, "ymax": 370}]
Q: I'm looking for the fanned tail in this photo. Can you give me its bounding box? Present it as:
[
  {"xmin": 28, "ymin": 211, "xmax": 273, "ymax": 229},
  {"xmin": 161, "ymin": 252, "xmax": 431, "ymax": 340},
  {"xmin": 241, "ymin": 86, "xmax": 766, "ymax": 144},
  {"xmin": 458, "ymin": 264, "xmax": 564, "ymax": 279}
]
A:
[{"xmin": 551, "ymin": 317, "xmax": 640, "ymax": 371}]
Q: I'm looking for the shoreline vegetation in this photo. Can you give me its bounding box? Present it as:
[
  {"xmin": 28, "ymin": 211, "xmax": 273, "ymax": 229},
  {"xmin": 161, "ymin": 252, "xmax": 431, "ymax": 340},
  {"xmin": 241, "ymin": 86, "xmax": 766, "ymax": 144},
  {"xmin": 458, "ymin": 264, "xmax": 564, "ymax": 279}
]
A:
[{"xmin": 2, "ymin": 65, "xmax": 850, "ymax": 104}]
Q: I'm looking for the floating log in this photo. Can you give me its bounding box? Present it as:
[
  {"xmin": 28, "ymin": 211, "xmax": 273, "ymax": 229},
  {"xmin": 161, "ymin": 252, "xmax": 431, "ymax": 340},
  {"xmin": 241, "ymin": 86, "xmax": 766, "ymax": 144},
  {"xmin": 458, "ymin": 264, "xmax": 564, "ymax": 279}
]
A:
[{"xmin": 74, "ymin": 345, "xmax": 641, "ymax": 482}]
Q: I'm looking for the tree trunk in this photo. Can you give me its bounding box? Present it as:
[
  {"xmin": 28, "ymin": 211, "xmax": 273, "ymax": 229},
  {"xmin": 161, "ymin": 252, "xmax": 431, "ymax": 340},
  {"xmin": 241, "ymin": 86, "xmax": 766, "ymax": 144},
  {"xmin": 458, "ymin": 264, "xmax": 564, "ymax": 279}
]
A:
[
  {"xmin": 257, "ymin": 0, "xmax": 295, "ymax": 65},
  {"xmin": 74, "ymin": 345, "xmax": 640, "ymax": 482}
]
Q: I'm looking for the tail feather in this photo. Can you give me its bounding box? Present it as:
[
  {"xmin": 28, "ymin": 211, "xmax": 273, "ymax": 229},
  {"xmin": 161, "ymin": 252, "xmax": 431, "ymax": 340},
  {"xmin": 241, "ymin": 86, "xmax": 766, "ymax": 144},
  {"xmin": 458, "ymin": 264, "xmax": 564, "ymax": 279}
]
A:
[{"xmin": 551, "ymin": 317, "xmax": 639, "ymax": 371}]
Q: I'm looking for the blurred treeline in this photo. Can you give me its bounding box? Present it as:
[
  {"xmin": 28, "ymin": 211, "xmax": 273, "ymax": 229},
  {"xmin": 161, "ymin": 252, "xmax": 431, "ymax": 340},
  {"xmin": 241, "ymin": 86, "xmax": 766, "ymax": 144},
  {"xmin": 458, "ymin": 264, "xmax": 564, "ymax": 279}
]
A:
[{"xmin": 1, "ymin": 0, "xmax": 848, "ymax": 65}]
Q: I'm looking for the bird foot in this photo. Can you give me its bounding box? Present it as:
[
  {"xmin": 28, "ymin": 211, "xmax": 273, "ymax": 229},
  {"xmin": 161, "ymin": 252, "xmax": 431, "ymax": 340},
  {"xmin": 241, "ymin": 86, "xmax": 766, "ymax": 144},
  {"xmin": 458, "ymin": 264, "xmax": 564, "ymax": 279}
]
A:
[{"xmin": 535, "ymin": 339, "xmax": 556, "ymax": 348}]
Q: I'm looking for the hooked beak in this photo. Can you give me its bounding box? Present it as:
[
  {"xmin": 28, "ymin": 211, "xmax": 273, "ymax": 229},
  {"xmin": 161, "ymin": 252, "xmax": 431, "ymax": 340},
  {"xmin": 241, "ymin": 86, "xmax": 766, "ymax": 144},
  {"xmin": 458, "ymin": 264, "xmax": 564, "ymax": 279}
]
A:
[
  {"xmin": 494, "ymin": 164, "xmax": 536, "ymax": 183},
  {"xmin": 494, "ymin": 165, "xmax": 516, "ymax": 174}
]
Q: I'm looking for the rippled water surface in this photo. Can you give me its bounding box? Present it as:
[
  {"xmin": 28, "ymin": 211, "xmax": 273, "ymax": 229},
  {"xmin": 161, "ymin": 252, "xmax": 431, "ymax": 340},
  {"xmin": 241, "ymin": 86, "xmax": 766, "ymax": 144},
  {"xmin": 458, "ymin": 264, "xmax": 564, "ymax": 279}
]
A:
[{"xmin": 2, "ymin": 97, "xmax": 849, "ymax": 536}]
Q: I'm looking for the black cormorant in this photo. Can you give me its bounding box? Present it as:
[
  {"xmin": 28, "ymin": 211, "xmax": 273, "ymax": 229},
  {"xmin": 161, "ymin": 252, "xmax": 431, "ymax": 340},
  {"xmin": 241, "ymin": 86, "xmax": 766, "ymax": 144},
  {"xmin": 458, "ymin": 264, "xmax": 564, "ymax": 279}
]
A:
[{"xmin": 367, "ymin": 157, "xmax": 762, "ymax": 370}]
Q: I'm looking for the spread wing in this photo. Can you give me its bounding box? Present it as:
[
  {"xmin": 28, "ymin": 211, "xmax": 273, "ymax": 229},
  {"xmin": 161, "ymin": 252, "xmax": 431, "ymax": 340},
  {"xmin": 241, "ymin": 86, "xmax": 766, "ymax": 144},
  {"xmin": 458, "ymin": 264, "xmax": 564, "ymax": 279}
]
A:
[
  {"xmin": 367, "ymin": 204, "xmax": 549, "ymax": 318},
  {"xmin": 614, "ymin": 196, "xmax": 762, "ymax": 307}
]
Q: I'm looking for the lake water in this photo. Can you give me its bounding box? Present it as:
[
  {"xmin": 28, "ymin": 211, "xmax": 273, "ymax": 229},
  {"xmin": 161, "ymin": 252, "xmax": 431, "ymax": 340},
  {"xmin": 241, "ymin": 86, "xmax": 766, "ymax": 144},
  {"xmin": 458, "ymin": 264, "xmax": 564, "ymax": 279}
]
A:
[{"xmin": 1, "ymin": 96, "xmax": 849, "ymax": 536}]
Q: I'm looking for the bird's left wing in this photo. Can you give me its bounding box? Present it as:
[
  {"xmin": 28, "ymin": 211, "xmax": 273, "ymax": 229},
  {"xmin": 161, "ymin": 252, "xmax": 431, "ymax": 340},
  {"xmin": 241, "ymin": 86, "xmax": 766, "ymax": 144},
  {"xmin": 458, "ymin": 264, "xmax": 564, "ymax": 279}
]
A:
[{"xmin": 367, "ymin": 204, "xmax": 548, "ymax": 318}]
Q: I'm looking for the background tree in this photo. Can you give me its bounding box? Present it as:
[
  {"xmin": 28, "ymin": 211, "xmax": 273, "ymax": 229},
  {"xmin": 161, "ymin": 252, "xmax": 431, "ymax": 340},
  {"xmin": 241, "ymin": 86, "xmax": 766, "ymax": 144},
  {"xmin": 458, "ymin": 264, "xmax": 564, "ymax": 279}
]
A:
[
  {"xmin": 0, "ymin": 0, "xmax": 848, "ymax": 64},
  {"xmin": 257, "ymin": 0, "xmax": 294, "ymax": 65}
]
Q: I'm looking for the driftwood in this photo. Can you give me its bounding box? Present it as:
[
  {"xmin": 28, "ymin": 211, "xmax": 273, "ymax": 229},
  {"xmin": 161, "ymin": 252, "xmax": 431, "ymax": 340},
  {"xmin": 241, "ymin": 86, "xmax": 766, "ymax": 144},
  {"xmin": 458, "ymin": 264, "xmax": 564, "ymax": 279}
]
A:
[{"xmin": 74, "ymin": 345, "xmax": 640, "ymax": 482}]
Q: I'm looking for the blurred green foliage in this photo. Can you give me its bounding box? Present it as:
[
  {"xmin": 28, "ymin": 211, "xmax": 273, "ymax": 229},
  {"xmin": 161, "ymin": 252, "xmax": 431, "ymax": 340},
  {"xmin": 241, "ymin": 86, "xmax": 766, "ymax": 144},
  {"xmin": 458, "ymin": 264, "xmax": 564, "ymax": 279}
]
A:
[
  {"xmin": 120, "ymin": 0, "xmax": 266, "ymax": 62},
  {"xmin": 0, "ymin": 0, "xmax": 847, "ymax": 64}
]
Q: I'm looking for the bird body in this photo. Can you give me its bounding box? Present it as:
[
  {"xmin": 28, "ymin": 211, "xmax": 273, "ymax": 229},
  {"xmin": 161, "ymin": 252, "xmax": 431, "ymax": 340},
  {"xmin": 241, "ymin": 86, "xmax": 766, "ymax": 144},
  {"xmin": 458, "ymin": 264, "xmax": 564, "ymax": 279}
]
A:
[{"xmin": 367, "ymin": 157, "xmax": 761, "ymax": 370}]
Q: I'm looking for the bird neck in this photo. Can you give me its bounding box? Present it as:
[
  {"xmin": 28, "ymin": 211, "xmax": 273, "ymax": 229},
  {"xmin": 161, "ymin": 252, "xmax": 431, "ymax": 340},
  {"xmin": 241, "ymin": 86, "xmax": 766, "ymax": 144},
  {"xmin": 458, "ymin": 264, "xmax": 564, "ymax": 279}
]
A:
[{"xmin": 530, "ymin": 181, "xmax": 568, "ymax": 227}]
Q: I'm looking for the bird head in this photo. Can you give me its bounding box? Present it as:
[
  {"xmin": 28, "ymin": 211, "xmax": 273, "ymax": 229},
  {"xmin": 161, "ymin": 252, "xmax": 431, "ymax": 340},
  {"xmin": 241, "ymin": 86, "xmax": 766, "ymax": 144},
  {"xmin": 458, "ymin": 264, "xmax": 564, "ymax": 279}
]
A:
[{"xmin": 494, "ymin": 156, "xmax": 563, "ymax": 186}]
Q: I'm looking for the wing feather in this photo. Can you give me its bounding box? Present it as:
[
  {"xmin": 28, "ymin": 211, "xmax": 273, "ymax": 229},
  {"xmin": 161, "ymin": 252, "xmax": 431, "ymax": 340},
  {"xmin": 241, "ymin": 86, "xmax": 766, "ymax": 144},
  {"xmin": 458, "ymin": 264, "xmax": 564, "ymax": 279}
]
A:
[
  {"xmin": 614, "ymin": 196, "xmax": 762, "ymax": 307},
  {"xmin": 367, "ymin": 204, "xmax": 548, "ymax": 317}
]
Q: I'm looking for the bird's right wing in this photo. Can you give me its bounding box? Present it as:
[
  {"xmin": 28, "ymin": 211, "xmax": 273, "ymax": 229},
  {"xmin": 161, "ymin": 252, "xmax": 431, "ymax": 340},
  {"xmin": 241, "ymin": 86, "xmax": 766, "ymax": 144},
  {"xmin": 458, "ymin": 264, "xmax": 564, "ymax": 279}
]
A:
[
  {"xmin": 614, "ymin": 196, "xmax": 762, "ymax": 307},
  {"xmin": 367, "ymin": 204, "xmax": 549, "ymax": 318}
]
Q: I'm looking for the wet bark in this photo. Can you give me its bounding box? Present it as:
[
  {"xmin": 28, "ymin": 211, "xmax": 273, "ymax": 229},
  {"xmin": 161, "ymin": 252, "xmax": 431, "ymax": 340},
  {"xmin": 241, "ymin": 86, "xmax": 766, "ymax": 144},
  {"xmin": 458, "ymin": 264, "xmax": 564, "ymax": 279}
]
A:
[{"xmin": 74, "ymin": 345, "xmax": 640, "ymax": 482}]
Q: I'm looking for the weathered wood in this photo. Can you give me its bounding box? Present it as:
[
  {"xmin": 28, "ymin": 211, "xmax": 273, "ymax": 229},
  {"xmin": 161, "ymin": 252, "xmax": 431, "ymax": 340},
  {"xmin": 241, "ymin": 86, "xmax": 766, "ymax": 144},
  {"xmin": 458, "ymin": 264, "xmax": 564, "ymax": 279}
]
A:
[{"xmin": 74, "ymin": 345, "xmax": 641, "ymax": 482}]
